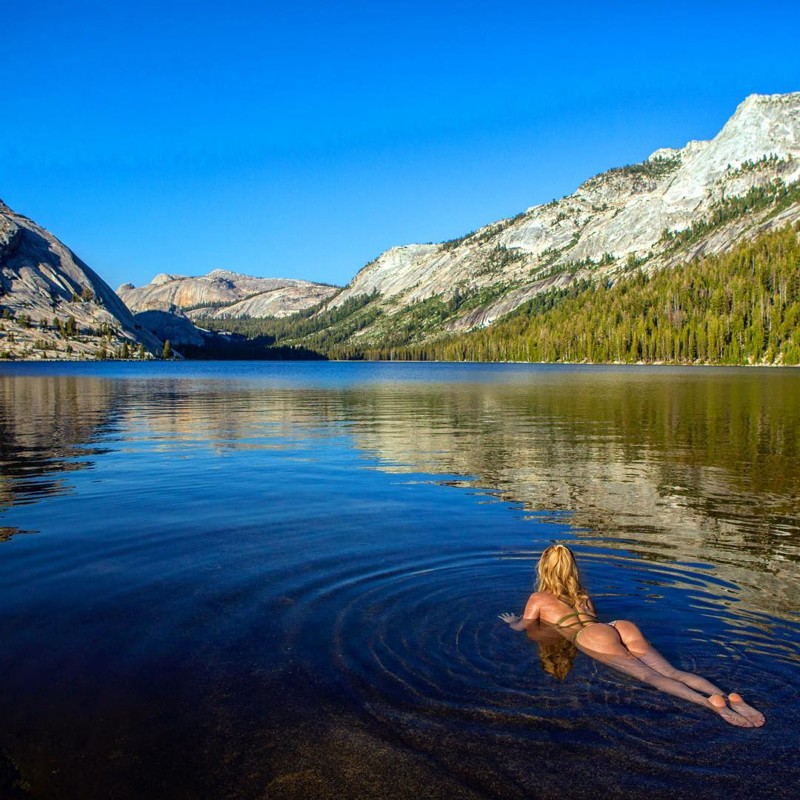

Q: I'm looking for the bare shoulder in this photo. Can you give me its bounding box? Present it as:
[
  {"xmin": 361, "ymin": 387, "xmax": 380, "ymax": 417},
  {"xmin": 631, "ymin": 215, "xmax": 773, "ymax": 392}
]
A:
[
  {"xmin": 525, "ymin": 591, "xmax": 549, "ymax": 604},
  {"xmin": 522, "ymin": 591, "xmax": 547, "ymax": 619}
]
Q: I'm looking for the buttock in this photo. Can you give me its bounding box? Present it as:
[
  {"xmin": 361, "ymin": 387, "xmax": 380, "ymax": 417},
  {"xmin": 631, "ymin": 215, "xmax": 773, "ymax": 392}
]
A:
[
  {"xmin": 573, "ymin": 621, "xmax": 605, "ymax": 643},
  {"xmin": 574, "ymin": 620, "xmax": 620, "ymax": 646}
]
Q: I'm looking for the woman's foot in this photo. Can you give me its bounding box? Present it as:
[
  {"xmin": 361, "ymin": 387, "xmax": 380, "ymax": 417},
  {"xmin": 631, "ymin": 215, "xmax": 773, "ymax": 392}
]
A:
[
  {"xmin": 708, "ymin": 694, "xmax": 754, "ymax": 727},
  {"xmin": 728, "ymin": 693, "xmax": 765, "ymax": 727}
]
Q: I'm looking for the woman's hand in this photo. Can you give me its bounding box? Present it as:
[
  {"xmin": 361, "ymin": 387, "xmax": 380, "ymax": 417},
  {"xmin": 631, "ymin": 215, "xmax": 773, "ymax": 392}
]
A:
[{"xmin": 498, "ymin": 612, "xmax": 521, "ymax": 625}]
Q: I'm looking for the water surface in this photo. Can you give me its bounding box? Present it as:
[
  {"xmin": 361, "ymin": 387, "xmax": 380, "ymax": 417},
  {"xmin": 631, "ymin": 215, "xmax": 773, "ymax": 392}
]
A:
[{"xmin": 0, "ymin": 362, "xmax": 798, "ymax": 799}]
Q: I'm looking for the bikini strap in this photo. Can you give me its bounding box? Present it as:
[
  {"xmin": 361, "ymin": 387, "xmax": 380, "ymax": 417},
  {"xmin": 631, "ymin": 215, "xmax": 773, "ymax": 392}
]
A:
[
  {"xmin": 554, "ymin": 609, "xmax": 598, "ymax": 628},
  {"xmin": 554, "ymin": 611, "xmax": 583, "ymax": 627}
]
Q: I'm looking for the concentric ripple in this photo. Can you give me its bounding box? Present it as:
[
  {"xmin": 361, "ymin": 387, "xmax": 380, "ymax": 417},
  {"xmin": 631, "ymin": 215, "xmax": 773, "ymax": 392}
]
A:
[{"xmin": 279, "ymin": 543, "xmax": 800, "ymax": 759}]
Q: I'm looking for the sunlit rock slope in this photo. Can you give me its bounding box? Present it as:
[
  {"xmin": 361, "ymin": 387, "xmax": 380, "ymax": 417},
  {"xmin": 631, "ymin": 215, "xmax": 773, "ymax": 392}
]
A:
[
  {"xmin": 0, "ymin": 200, "xmax": 162, "ymax": 359},
  {"xmin": 325, "ymin": 92, "xmax": 800, "ymax": 342},
  {"xmin": 118, "ymin": 270, "xmax": 338, "ymax": 320}
]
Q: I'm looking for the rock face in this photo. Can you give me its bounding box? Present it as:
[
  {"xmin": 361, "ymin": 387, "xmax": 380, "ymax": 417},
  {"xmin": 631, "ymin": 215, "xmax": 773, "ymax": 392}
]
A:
[
  {"xmin": 329, "ymin": 92, "xmax": 800, "ymax": 336},
  {"xmin": 118, "ymin": 270, "xmax": 338, "ymax": 319},
  {"xmin": 0, "ymin": 200, "xmax": 162, "ymax": 359}
]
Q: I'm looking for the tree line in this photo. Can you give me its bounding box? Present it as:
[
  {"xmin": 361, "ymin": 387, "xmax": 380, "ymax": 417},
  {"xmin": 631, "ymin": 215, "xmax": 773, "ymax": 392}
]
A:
[{"xmin": 357, "ymin": 224, "xmax": 800, "ymax": 365}]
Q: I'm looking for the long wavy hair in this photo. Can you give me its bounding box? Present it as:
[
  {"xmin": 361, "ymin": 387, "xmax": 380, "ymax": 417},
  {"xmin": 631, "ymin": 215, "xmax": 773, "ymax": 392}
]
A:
[
  {"xmin": 536, "ymin": 544, "xmax": 589, "ymax": 609},
  {"xmin": 537, "ymin": 637, "xmax": 578, "ymax": 680}
]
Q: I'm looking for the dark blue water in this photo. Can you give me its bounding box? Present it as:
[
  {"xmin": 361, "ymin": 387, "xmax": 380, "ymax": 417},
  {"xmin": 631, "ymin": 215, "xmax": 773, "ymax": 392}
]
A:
[{"xmin": 0, "ymin": 362, "xmax": 798, "ymax": 799}]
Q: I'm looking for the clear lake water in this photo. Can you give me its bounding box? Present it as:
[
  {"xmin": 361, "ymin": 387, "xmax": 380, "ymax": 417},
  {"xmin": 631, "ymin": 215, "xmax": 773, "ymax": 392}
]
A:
[{"xmin": 0, "ymin": 361, "xmax": 798, "ymax": 799}]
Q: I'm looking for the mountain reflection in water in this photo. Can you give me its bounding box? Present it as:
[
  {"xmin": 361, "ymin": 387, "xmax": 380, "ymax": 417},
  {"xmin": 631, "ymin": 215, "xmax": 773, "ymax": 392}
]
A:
[{"xmin": 0, "ymin": 362, "xmax": 798, "ymax": 800}]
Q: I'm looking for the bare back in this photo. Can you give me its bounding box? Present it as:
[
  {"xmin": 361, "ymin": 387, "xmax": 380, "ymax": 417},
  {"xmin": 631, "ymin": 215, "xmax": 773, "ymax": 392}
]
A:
[{"xmin": 520, "ymin": 590, "xmax": 598, "ymax": 642}]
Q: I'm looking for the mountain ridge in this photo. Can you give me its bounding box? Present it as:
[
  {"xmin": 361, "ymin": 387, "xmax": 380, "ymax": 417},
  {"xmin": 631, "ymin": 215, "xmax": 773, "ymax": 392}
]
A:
[
  {"xmin": 326, "ymin": 92, "xmax": 800, "ymax": 332},
  {"xmin": 118, "ymin": 269, "xmax": 339, "ymax": 321},
  {"xmin": 195, "ymin": 92, "xmax": 800, "ymax": 362},
  {"xmin": 3, "ymin": 91, "xmax": 800, "ymax": 362},
  {"xmin": 1, "ymin": 198, "xmax": 162, "ymax": 359}
]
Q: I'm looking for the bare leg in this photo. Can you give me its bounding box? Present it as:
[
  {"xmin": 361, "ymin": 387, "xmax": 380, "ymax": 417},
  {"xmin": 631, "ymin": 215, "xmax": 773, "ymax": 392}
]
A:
[
  {"xmin": 589, "ymin": 652, "xmax": 753, "ymax": 728},
  {"xmin": 575, "ymin": 624, "xmax": 756, "ymax": 727},
  {"xmin": 610, "ymin": 621, "xmax": 764, "ymax": 726},
  {"xmin": 612, "ymin": 621, "xmax": 724, "ymax": 694},
  {"xmin": 588, "ymin": 648, "xmax": 754, "ymax": 727}
]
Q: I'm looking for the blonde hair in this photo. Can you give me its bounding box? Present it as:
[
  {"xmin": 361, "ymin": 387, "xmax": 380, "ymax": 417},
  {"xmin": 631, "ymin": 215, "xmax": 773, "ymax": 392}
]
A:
[
  {"xmin": 537, "ymin": 637, "xmax": 577, "ymax": 680},
  {"xmin": 536, "ymin": 544, "xmax": 589, "ymax": 609}
]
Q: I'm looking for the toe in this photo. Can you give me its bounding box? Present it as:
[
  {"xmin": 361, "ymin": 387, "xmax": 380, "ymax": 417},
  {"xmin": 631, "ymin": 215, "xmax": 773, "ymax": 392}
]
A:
[{"xmin": 708, "ymin": 694, "xmax": 727, "ymax": 709}]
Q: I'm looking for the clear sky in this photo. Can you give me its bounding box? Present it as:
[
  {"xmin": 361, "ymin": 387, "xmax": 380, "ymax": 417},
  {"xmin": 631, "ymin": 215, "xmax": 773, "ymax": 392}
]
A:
[{"xmin": 2, "ymin": 1, "xmax": 799, "ymax": 290}]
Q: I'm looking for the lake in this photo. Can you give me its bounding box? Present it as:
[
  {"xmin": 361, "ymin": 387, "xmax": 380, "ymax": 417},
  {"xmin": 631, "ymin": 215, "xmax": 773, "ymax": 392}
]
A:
[{"xmin": 0, "ymin": 361, "xmax": 798, "ymax": 799}]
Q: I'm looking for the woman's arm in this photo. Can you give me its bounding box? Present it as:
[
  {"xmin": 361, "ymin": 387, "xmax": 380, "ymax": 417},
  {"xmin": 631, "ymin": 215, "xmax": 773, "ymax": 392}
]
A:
[{"xmin": 499, "ymin": 593, "xmax": 541, "ymax": 631}]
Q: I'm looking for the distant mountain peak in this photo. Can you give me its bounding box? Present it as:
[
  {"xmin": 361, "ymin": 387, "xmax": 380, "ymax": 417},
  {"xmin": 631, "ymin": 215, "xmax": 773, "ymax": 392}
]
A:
[
  {"xmin": 205, "ymin": 268, "xmax": 260, "ymax": 280},
  {"xmin": 322, "ymin": 91, "xmax": 800, "ymax": 342},
  {"xmin": 117, "ymin": 269, "xmax": 339, "ymax": 320}
]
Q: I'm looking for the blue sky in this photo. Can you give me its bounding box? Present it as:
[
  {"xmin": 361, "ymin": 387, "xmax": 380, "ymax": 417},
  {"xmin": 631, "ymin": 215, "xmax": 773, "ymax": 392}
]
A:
[{"xmin": 2, "ymin": 1, "xmax": 799, "ymax": 289}]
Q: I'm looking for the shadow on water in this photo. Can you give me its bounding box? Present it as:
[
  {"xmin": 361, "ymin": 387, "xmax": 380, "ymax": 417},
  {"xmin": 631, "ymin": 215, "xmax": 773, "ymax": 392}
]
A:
[{"xmin": 0, "ymin": 363, "xmax": 798, "ymax": 799}]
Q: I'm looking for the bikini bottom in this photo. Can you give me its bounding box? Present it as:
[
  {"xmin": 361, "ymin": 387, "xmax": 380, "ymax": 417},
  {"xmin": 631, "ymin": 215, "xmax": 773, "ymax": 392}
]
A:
[{"xmin": 574, "ymin": 620, "xmax": 620, "ymax": 645}]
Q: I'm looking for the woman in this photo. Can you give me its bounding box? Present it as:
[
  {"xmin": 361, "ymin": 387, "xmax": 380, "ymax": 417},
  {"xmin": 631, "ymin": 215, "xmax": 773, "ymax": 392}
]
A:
[{"xmin": 499, "ymin": 544, "xmax": 765, "ymax": 727}]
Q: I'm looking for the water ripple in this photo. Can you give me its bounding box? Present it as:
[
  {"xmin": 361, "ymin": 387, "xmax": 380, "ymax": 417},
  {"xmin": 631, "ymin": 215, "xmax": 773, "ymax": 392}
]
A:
[{"xmin": 276, "ymin": 542, "xmax": 799, "ymax": 761}]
